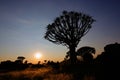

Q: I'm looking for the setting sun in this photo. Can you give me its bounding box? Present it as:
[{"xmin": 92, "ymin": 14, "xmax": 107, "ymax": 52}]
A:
[{"xmin": 34, "ymin": 52, "xmax": 42, "ymax": 59}]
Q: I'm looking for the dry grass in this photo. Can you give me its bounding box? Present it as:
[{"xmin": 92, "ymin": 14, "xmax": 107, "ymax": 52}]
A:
[
  {"xmin": 0, "ymin": 67, "xmax": 51, "ymax": 80},
  {"xmin": 44, "ymin": 73, "xmax": 73, "ymax": 80},
  {"xmin": 0, "ymin": 67, "xmax": 97, "ymax": 80},
  {"xmin": 0, "ymin": 67, "xmax": 73, "ymax": 80}
]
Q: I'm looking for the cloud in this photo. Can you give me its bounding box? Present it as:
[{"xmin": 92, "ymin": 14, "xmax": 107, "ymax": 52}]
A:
[{"xmin": 17, "ymin": 18, "xmax": 32, "ymax": 25}]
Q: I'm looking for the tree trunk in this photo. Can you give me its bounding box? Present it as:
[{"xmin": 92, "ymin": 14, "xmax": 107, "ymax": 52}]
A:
[{"xmin": 69, "ymin": 46, "xmax": 77, "ymax": 64}]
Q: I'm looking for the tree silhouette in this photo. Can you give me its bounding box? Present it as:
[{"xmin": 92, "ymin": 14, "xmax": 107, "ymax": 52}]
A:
[
  {"xmin": 77, "ymin": 46, "xmax": 96, "ymax": 56},
  {"xmin": 44, "ymin": 11, "xmax": 95, "ymax": 64},
  {"xmin": 77, "ymin": 46, "xmax": 96, "ymax": 62},
  {"xmin": 17, "ymin": 56, "xmax": 25, "ymax": 63}
]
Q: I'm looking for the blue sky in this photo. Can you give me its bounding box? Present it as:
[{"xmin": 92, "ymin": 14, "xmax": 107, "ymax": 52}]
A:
[{"xmin": 0, "ymin": 0, "xmax": 120, "ymax": 63}]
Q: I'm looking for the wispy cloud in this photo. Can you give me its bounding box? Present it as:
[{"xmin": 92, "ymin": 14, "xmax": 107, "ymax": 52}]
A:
[{"xmin": 17, "ymin": 18, "xmax": 32, "ymax": 25}]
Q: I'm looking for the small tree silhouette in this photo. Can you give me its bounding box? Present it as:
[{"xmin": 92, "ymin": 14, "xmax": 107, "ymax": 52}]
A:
[
  {"xmin": 77, "ymin": 46, "xmax": 96, "ymax": 62},
  {"xmin": 17, "ymin": 56, "xmax": 25, "ymax": 64},
  {"xmin": 44, "ymin": 11, "xmax": 95, "ymax": 64}
]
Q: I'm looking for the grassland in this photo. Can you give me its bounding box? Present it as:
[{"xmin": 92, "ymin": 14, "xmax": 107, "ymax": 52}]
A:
[
  {"xmin": 0, "ymin": 65, "xmax": 98, "ymax": 80},
  {"xmin": 0, "ymin": 66, "xmax": 75, "ymax": 80}
]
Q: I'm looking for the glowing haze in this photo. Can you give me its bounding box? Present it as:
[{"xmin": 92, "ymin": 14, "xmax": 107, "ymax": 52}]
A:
[
  {"xmin": 0, "ymin": 0, "xmax": 120, "ymax": 63},
  {"xmin": 34, "ymin": 52, "xmax": 42, "ymax": 59}
]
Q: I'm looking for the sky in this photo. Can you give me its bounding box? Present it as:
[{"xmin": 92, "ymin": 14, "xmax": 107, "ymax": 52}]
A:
[{"xmin": 0, "ymin": 0, "xmax": 120, "ymax": 63}]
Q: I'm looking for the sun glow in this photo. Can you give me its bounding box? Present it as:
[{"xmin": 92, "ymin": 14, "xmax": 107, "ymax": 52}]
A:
[{"xmin": 34, "ymin": 52, "xmax": 42, "ymax": 59}]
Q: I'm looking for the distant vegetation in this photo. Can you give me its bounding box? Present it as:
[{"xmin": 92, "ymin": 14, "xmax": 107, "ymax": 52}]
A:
[{"xmin": 0, "ymin": 42, "xmax": 120, "ymax": 80}]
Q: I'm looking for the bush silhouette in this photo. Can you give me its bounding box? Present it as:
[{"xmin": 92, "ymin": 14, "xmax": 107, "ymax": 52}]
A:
[
  {"xmin": 95, "ymin": 42, "xmax": 120, "ymax": 80},
  {"xmin": 95, "ymin": 42, "xmax": 120, "ymax": 64}
]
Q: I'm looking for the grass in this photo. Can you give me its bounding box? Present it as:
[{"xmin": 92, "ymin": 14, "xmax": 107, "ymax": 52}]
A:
[
  {"xmin": 0, "ymin": 67, "xmax": 74, "ymax": 80},
  {"xmin": 0, "ymin": 67, "xmax": 50, "ymax": 80},
  {"xmin": 0, "ymin": 63, "xmax": 99, "ymax": 80}
]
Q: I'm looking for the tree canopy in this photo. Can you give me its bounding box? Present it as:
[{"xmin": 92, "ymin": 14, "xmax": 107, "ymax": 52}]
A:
[
  {"xmin": 44, "ymin": 11, "xmax": 95, "ymax": 48},
  {"xmin": 44, "ymin": 10, "xmax": 95, "ymax": 64}
]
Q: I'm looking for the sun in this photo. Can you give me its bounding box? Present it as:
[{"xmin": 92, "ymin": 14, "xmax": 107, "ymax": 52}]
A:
[{"xmin": 34, "ymin": 52, "xmax": 42, "ymax": 59}]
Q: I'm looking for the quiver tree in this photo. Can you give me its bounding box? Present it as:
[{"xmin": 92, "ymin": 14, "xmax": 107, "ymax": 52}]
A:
[{"xmin": 44, "ymin": 11, "xmax": 95, "ymax": 64}]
